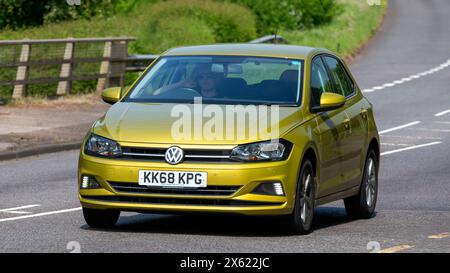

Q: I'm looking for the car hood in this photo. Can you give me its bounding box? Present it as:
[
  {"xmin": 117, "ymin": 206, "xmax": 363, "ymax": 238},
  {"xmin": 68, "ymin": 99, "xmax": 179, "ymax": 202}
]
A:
[{"xmin": 92, "ymin": 102, "xmax": 303, "ymax": 145}]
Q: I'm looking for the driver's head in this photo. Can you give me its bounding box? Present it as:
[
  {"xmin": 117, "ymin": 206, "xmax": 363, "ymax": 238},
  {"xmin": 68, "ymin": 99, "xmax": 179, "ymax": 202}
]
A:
[{"xmin": 194, "ymin": 64, "xmax": 222, "ymax": 92}]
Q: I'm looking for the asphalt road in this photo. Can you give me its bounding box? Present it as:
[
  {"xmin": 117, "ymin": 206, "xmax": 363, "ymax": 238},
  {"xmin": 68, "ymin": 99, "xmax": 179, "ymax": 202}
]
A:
[{"xmin": 1, "ymin": 0, "xmax": 450, "ymax": 253}]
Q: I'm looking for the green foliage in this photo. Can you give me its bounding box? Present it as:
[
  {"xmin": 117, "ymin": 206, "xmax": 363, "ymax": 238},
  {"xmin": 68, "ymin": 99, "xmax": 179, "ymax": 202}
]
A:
[
  {"xmin": 0, "ymin": 0, "xmax": 47, "ymax": 29},
  {"xmin": 43, "ymin": 0, "xmax": 116, "ymax": 23},
  {"xmin": 143, "ymin": 15, "xmax": 216, "ymax": 54},
  {"xmin": 0, "ymin": 0, "xmax": 117, "ymax": 30},
  {"xmin": 113, "ymin": 0, "xmax": 160, "ymax": 14},
  {"xmin": 282, "ymin": 0, "xmax": 386, "ymax": 56},
  {"xmin": 139, "ymin": 0, "xmax": 257, "ymax": 50},
  {"xmin": 226, "ymin": 0, "xmax": 338, "ymax": 34}
]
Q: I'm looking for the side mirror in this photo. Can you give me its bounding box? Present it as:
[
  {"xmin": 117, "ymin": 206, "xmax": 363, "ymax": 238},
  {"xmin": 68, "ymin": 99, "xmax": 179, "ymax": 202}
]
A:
[
  {"xmin": 101, "ymin": 87, "xmax": 122, "ymax": 104},
  {"xmin": 313, "ymin": 92, "xmax": 346, "ymax": 113}
]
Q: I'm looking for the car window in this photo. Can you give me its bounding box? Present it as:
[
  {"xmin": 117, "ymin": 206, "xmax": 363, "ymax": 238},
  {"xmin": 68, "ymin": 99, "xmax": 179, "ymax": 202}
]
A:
[
  {"xmin": 310, "ymin": 57, "xmax": 333, "ymax": 107},
  {"xmin": 324, "ymin": 56, "xmax": 354, "ymax": 97},
  {"xmin": 125, "ymin": 56, "xmax": 303, "ymax": 105}
]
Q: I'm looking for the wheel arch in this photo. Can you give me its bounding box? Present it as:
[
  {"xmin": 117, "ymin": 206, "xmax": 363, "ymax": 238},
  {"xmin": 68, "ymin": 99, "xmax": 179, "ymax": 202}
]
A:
[
  {"xmin": 368, "ymin": 137, "xmax": 380, "ymax": 166},
  {"xmin": 297, "ymin": 143, "xmax": 320, "ymax": 198}
]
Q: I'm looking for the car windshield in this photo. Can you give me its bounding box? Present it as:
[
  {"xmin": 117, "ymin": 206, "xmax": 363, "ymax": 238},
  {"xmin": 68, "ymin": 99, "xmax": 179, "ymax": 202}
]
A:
[{"xmin": 124, "ymin": 55, "xmax": 303, "ymax": 105}]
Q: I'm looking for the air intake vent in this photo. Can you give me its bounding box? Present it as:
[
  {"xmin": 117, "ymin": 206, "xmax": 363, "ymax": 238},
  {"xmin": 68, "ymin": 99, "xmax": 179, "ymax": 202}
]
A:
[{"xmin": 109, "ymin": 182, "xmax": 240, "ymax": 196}]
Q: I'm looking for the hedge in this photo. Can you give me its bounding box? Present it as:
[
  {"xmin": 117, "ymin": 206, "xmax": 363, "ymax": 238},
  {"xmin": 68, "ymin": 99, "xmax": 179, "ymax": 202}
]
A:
[
  {"xmin": 137, "ymin": 0, "xmax": 257, "ymax": 53},
  {"xmin": 226, "ymin": 0, "xmax": 338, "ymax": 35}
]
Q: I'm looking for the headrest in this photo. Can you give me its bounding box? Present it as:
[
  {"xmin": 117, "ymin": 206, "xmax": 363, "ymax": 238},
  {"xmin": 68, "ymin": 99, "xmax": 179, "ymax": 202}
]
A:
[{"xmin": 280, "ymin": 70, "xmax": 299, "ymax": 82}]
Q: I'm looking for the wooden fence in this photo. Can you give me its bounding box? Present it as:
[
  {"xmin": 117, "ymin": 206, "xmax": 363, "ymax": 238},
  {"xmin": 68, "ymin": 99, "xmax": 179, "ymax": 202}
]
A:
[{"xmin": 0, "ymin": 37, "xmax": 148, "ymax": 99}]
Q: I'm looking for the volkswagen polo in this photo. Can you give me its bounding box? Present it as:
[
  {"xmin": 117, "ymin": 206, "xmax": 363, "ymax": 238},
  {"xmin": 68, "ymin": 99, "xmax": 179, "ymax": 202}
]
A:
[{"xmin": 78, "ymin": 44, "xmax": 379, "ymax": 234}]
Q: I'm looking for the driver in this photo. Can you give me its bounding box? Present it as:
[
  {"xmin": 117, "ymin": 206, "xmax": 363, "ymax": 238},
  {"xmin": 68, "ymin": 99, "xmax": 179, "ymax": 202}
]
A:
[
  {"xmin": 194, "ymin": 65, "xmax": 222, "ymax": 98},
  {"xmin": 154, "ymin": 64, "xmax": 222, "ymax": 98}
]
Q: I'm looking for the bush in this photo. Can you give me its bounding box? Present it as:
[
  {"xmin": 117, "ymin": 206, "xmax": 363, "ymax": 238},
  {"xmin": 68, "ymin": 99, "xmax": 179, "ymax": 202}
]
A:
[
  {"xmin": 137, "ymin": 0, "xmax": 257, "ymax": 51},
  {"xmin": 0, "ymin": 0, "xmax": 47, "ymax": 29},
  {"xmin": 226, "ymin": 0, "xmax": 338, "ymax": 34},
  {"xmin": 143, "ymin": 16, "xmax": 216, "ymax": 54},
  {"xmin": 43, "ymin": 0, "xmax": 116, "ymax": 23},
  {"xmin": 0, "ymin": 0, "xmax": 117, "ymax": 30}
]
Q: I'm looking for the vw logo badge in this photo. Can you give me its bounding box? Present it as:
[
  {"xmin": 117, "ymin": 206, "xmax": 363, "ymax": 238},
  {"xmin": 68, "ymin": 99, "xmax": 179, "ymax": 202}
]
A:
[{"xmin": 165, "ymin": 146, "xmax": 184, "ymax": 165}]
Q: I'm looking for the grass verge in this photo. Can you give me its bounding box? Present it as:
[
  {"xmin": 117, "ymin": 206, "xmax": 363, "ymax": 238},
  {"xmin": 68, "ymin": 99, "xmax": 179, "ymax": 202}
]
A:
[{"xmin": 282, "ymin": 0, "xmax": 388, "ymax": 61}]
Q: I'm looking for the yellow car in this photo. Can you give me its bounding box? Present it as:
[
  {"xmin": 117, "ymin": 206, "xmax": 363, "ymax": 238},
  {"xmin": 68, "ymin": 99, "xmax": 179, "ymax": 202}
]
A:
[{"xmin": 78, "ymin": 44, "xmax": 379, "ymax": 234}]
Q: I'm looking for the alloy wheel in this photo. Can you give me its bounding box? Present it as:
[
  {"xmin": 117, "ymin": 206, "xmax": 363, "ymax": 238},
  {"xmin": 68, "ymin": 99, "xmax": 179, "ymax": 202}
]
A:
[
  {"xmin": 365, "ymin": 157, "xmax": 377, "ymax": 207},
  {"xmin": 300, "ymin": 170, "xmax": 314, "ymax": 223}
]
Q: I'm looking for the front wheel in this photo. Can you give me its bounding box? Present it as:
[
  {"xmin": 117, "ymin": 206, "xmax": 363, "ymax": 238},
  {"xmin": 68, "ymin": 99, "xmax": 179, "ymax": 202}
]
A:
[
  {"xmin": 344, "ymin": 150, "xmax": 378, "ymax": 219},
  {"xmin": 285, "ymin": 159, "xmax": 316, "ymax": 235},
  {"xmin": 82, "ymin": 208, "xmax": 120, "ymax": 228}
]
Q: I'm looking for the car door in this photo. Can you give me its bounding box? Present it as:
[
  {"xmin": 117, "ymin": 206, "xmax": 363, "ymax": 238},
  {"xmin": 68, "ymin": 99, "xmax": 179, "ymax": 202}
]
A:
[
  {"xmin": 323, "ymin": 55, "xmax": 367, "ymax": 189},
  {"xmin": 310, "ymin": 56, "xmax": 348, "ymax": 197}
]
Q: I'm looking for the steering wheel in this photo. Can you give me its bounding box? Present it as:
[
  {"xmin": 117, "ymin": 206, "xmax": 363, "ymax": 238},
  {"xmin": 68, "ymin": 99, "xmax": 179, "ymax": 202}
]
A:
[{"xmin": 177, "ymin": 88, "xmax": 201, "ymax": 97}]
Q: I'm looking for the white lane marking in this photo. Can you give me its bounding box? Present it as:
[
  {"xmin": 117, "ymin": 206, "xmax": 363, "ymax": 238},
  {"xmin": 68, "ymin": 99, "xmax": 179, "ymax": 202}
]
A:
[
  {"xmin": 381, "ymin": 143, "xmax": 409, "ymax": 146},
  {"xmin": 0, "ymin": 207, "xmax": 81, "ymax": 223},
  {"xmin": 435, "ymin": 110, "xmax": 450, "ymax": 117},
  {"xmin": 381, "ymin": 141, "xmax": 442, "ymax": 156},
  {"xmin": 362, "ymin": 59, "xmax": 450, "ymax": 93},
  {"xmin": 379, "ymin": 121, "xmax": 421, "ymax": 134},
  {"xmin": 0, "ymin": 204, "xmax": 40, "ymax": 214}
]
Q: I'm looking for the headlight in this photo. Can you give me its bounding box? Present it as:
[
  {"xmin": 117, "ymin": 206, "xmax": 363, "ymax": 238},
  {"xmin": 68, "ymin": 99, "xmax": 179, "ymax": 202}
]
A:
[
  {"xmin": 230, "ymin": 140, "xmax": 292, "ymax": 162},
  {"xmin": 84, "ymin": 134, "xmax": 122, "ymax": 157}
]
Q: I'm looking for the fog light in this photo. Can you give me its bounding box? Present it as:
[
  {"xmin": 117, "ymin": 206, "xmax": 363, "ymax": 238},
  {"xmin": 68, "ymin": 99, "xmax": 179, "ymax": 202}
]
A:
[
  {"xmin": 252, "ymin": 182, "xmax": 285, "ymax": 196},
  {"xmin": 273, "ymin": 182, "xmax": 284, "ymax": 196},
  {"xmin": 80, "ymin": 175, "xmax": 101, "ymax": 189}
]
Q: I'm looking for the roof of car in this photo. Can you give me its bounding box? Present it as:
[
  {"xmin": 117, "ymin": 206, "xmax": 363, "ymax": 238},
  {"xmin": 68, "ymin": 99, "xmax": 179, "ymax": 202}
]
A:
[{"xmin": 163, "ymin": 43, "xmax": 327, "ymax": 59}]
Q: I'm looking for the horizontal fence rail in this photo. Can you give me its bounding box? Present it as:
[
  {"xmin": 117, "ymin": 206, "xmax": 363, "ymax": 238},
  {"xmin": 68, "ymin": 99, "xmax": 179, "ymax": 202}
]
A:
[{"xmin": 0, "ymin": 35, "xmax": 287, "ymax": 101}]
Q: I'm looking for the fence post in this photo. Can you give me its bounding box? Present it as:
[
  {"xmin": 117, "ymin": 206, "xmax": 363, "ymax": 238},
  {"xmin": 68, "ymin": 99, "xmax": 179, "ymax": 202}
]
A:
[
  {"xmin": 56, "ymin": 38, "xmax": 74, "ymax": 95},
  {"xmin": 108, "ymin": 40, "xmax": 128, "ymax": 88},
  {"xmin": 96, "ymin": 41, "xmax": 112, "ymax": 93},
  {"xmin": 12, "ymin": 42, "xmax": 31, "ymax": 99}
]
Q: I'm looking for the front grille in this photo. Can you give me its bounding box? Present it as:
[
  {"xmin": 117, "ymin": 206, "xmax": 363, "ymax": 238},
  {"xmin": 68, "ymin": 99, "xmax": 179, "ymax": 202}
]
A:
[
  {"xmin": 109, "ymin": 182, "xmax": 240, "ymax": 196},
  {"xmin": 120, "ymin": 147, "xmax": 233, "ymax": 162},
  {"xmin": 82, "ymin": 195, "xmax": 283, "ymax": 207}
]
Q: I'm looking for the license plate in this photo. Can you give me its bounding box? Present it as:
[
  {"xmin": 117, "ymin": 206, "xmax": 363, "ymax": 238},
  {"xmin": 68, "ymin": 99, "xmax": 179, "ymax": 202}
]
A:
[{"xmin": 138, "ymin": 170, "xmax": 207, "ymax": 188}]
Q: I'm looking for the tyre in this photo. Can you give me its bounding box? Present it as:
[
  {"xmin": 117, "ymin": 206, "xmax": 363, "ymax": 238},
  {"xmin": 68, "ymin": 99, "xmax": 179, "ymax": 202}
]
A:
[
  {"xmin": 344, "ymin": 150, "xmax": 378, "ymax": 219},
  {"xmin": 82, "ymin": 208, "xmax": 120, "ymax": 228},
  {"xmin": 285, "ymin": 159, "xmax": 316, "ymax": 235}
]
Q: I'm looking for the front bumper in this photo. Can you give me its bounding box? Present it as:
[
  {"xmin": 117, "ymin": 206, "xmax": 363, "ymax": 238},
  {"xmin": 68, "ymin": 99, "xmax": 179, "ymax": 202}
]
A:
[{"xmin": 78, "ymin": 150, "xmax": 301, "ymax": 216}]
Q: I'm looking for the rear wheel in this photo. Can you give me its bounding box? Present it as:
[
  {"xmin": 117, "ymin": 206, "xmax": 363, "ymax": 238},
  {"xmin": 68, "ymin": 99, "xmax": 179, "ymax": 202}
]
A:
[
  {"xmin": 82, "ymin": 208, "xmax": 120, "ymax": 228},
  {"xmin": 285, "ymin": 159, "xmax": 316, "ymax": 235},
  {"xmin": 344, "ymin": 150, "xmax": 378, "ymax": 219}
]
